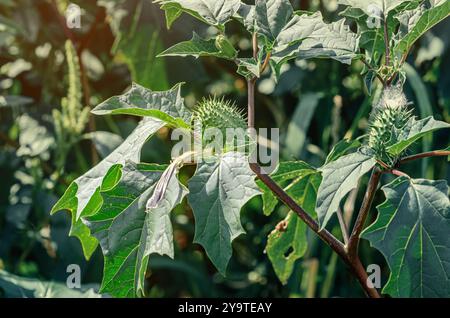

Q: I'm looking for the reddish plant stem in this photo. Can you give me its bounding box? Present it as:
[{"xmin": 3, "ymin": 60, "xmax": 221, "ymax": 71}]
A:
[
  {"xmin": 355, "ymin": 152, "xmax": 450, "ymax": 262},
  {"xmin": 246, "ymin": 35, "xmax": 380, "ymax": 297},
  {"xmin": 251, "ymin": 163, "xmax": 380, "ymax": 298},
  {"xmin": 260, "ymin": 52, "xmax": 271, "ymax": 74},
  {"xmin": 251, "ymin": 164, "xmax": 345, "ymax": 253},
  {"xmin": 347, "ymin": 169, "xmax": 382, "ymax": 259},
  {"xmin": 360, "ymin": 58, "xmax": 385, "ymax": 85},
  {"xmin": 252, "ymin": 32, "xmax": 258, "ymax": 59},
  {"xmin": 400, "ymin": 150, "xmax": 450, "ymax": 164},
  {"xmin": 337, "ymin": 209, "xmax": 350, "ymax": 245},
  {"xmin": 250, "ymin": 153, "xmax": 380, "ymax": 298},
  {"xmin": 390, "ymin": 169, "xmax": 409, "ymax": 178}
]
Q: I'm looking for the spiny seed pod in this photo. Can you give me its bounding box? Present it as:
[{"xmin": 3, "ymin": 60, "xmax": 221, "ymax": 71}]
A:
[
  {"xmin": 367, "ymin": 85, "xmax": 413, "ymax": 166},
  {"xmin": 192, "ymin": 96, "xmax": 247, "ymax": 133},
  {"xmin": 192, "ymin": 97, "xmax": 249, "ymax": 152},
  {"xmin": 215, "ymin": 35, "xmax": 237, "ymax": 58}
]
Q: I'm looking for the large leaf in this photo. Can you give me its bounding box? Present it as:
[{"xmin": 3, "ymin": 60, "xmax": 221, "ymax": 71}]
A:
[
  {"xmin": 255, "ymin": 0, "xmax": 294, "ymax": 45},
  {"xmin": 271, "ymin": 12, "xmax": 359, "ymax": 70},
  {"xmin": 388, "ymin": 116, "xmax": 450, "ymax": 156},
  {"xmin": 257, "ymin": 161, "xmax": 320, "ymax": 216},
  {"xmin": 187, "ymin": 152, "xmax": 261, "ymax": 275},
  {"xmin": 0, "ymin": 270, "xmax": 100, "ymax": 298},
  {"xmin": 156, "ymin": 0, "xmax": 241, "ymax": 29},
  {"xmin": 92, "ymin": 83, "xmax": 191, "ymax": 129},
  {"xmin": 84, "ymin": 162, "xmax": 188, "ymax": 297},
  {"xmin": 338, "ymin": 0, "xmax": 411, "ymax": 16},
  {"xmin": 266, "ymin": 211, "xmax": 307, "ymax": 284},
  {"xmin": 316, "ymin": 150, "xmax": 376, "ymax": 229},
  {"xmin": 362, "ymin": 177, "xmax": 450, "ymax": 297},
  {"xmin": 51, "ymin": 118, "xmax": 165, "ymax": 259},
  {"xmin": 158, "ymin": 32, "xmax": 236, "ymax": 60},
  {"xmin": 394, "ymin": 0, "xmax": 450, "ymax": 57}
]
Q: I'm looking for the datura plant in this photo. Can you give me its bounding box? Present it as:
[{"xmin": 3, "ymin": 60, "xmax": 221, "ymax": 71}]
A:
[{"xmin": 52, "ymin": 0, "xmax": 450, "ymax": 298}]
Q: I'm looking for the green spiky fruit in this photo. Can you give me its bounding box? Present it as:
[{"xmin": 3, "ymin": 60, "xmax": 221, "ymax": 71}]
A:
[
  {"xmin": 192, "ymin": 97, "xmax": 249, "ymax": 152},
  {"xmin": 367, "ymin": 86, "xmax": 413, "ymax": 166},
  {"xmin": 192, "ymin": 96, "xmax": 247, "ymax": 133}
]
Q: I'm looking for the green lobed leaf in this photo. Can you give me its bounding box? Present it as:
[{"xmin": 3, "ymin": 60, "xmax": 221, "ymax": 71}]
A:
[
  {"xmin": 158, "ymin": 32, "xmax": 236, "ymax": 61},
  {"xmin": 187, "ymin": 152, "xmax": 261, "ymax": 275},
  {"xmin": 257, "ymin": 161, "xmax": 320, "ymax": 216},
  {"xmin": 271, "ymin": 11, "xmax": 359, "ymax": 72},
  {"xmin": 156, "ymin": 0, "xmax": 241, "ymax": 28},
  {"xmin": 394, "ymin": 0, "xmax": 450, "ymax": 58},
  {"xmin": 266, "ymin": 212, "xmax": 308, "ymax": 284},
  {"xmin": 84, "ymin": 162, "xmax": 188, "ymax": 297},
  {"xmin": 362, "ymin": 177, "xmax": 450, "ymax": 297},
  {"xmin": 51, "ymin": 118, "xmax": 165, "ymax": 259},
  {"xmin": 316, "ymin": 150, "xmax": 376, "ymax": 229},
  {"xmin": 388, "ymin": 116, "xmax": 450, "ymax": 156},
  {"xmin": 92, "ymin": 83, "xmax": 191, "ymax": 129},
  {"xmin": 255, "ymin": 0, "xmax": 294, "ymax": 46}
]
